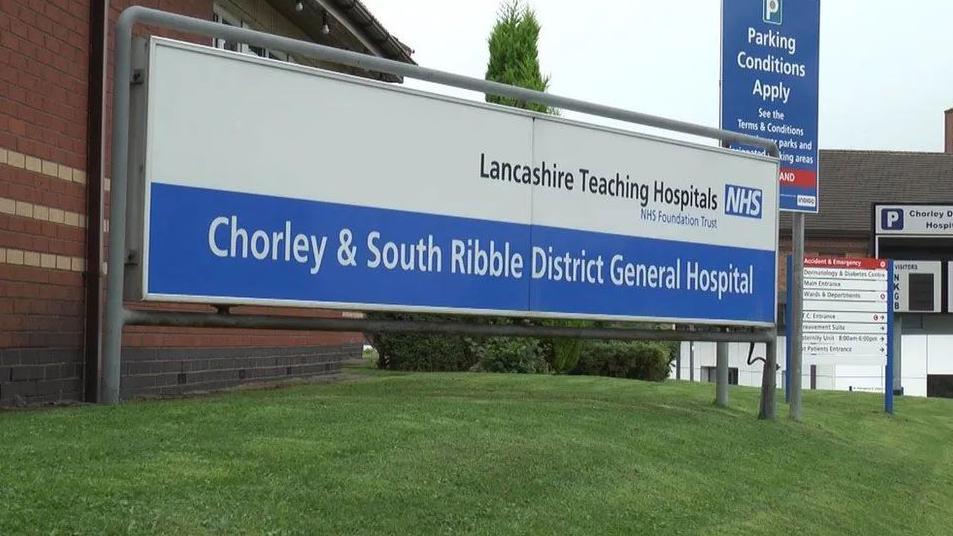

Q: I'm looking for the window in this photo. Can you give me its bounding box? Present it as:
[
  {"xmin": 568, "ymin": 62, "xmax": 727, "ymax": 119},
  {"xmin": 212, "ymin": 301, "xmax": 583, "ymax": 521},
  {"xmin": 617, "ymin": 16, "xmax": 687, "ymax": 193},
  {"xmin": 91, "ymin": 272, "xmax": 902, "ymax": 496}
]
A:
[
  {"xmin": 212, "ymin": 6, "xmax": 240, "ymax": 52},
  {"xmin": 213, "ymin": 4, "xmax": 293, "ymax": 62},
  {"xmin": 701, "ymin": 367, "xmax": 739, "ymax": 385},
  {"xmin": 241, "ymin": 21, "xmax": 267, "ymax": 57},
  {"xmin": 927, "ymin": 375, "xmax": 953, "ymax": 399}
]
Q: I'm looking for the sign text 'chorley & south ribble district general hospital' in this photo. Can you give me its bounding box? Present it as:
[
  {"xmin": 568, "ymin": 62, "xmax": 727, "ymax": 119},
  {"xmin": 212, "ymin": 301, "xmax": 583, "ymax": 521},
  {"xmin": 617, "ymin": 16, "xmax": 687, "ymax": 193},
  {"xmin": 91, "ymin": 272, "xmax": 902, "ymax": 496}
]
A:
[{"xmin": 136, "ymin": 39, "xmax": 779, "ymax": 326}]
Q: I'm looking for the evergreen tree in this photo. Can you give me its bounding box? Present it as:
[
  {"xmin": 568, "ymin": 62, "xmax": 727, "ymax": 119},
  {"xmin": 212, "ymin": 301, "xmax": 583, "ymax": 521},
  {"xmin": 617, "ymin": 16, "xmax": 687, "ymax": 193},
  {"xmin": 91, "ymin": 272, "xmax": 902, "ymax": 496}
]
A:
[{"xmin": 485, "ymin": 1, "xmax": 555, "ymax": 114}]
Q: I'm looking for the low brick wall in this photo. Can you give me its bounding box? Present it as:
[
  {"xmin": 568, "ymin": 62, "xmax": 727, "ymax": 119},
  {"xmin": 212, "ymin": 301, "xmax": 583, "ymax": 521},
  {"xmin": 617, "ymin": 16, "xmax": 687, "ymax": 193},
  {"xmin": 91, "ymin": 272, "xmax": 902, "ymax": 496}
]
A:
[
  {"xmin": 0, "ymin": 347, "xmax": 84, "ymax": 404},
  {"xmin": 119, "ymin": 344, "xmax": 361, "ymax": 399},
  {"xmin": 0, "ymin": 344, "xmax": 361, "ymax": 405}
]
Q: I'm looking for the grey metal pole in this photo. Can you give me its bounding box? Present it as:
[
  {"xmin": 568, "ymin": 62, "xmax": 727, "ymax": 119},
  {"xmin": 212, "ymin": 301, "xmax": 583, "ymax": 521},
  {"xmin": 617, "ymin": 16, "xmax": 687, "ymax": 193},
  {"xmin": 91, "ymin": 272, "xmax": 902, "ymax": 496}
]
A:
[
  {"xmin": 111, "ymin": 8, "xmax": 781, "ymax": 155},
  {"xmin": 676, "ymin": 345, "xmax": 682, "ymax": 380},
  {"xmin": 715, "ymin": 341, "xmax": 729, "ymax": 407},
  {"xmin": 893, "ymin": 314, "xmax": 902, "ymax": 394},
  {"xmin": 101, "ymin": 9, "xmax": 137, "ymax": 404},
  {"xmin": 122, "ymin": 309, "xmax": 777, "ymax": 343},
  {"xmin": 759, "ymin": 336, "xmax": 777, "ymax": 420},
  {"xmin": 689, "ymin": 342, "xmax": 695, "ymax": 382},
  {"xmin": 790, "ymin": 213, "xmax": 805, "ymax": 420}
]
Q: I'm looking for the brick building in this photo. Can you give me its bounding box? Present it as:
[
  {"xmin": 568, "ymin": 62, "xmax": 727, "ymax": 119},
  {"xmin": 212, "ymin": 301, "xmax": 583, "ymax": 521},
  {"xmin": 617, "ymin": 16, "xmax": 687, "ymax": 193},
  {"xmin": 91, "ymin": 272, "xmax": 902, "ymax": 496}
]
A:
[{"xmin": 0, "ymin": 0, "xmax": 414, "ymax": 404}]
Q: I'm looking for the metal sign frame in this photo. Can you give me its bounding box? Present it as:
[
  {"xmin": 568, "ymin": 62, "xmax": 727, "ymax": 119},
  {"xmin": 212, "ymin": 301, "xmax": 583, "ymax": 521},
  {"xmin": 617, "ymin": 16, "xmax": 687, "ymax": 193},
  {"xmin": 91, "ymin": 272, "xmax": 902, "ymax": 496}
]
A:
[{"xmin": 104, "ymin": 7, "xmax": 783, "ymax": 414}]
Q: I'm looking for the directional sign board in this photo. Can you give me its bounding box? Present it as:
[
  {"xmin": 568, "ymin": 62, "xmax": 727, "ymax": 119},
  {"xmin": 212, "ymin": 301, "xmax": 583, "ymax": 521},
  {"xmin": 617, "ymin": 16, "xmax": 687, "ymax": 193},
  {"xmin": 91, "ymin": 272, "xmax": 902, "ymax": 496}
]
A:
[
  {"xmin": 799, "ymin": 257, "xmax": 891, "ymax": 361},
  {"xmin": 132, "ymin": 38, "xmax": 779, "ymax": 327},
  {"xmin": 803, "ymin": 257, "xmax": 890, "ymax": 360},
  {"xmin": 788, "ymin": 256, "xmax": 895, "ymax": 411}
]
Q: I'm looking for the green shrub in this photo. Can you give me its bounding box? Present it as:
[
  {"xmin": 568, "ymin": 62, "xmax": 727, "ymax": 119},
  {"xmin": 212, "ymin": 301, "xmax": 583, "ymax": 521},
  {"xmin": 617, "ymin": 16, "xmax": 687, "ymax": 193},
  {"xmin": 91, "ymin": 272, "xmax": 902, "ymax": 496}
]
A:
[
  {"xmin": 470, "ymin": 337, "xmax": 549, "ymax": 374},
  {"xmin": 372, "ymin": 331, "xmax": 476, "ymax": 371},
  {"xmin": 572, "ymin": 341, "xmax": 674, "ymax": 382},
  {"xmin": 366, "ymin": 313, "xmax": 478, "ymax": 372},
  {"xmin": 538, "ymin": 319, "xmax": 592, "ymax": 373},
  {"xmin": 546, "ymin": 337, "xmax": 583, "ymax": 373}
]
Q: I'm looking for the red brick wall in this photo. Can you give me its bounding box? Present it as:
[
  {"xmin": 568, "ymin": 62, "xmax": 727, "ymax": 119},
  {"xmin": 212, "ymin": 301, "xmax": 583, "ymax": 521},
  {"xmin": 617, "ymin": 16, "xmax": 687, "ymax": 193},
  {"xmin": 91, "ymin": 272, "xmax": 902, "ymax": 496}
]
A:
[
  {"xmin": 1, "ymin": 0, "xmax": 361, "ymax": 403},
  {"xmin": 0, "ymin": 0, "xmax": 91, "ymax": 351}
]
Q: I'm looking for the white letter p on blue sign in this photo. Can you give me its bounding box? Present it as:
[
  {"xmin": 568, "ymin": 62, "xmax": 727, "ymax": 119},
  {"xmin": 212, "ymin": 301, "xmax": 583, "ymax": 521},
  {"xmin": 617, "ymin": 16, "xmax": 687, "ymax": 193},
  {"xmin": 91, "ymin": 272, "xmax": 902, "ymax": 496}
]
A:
[{"xmin": 764, "ymin": 0, "xmax": 782, "ymax": 24}]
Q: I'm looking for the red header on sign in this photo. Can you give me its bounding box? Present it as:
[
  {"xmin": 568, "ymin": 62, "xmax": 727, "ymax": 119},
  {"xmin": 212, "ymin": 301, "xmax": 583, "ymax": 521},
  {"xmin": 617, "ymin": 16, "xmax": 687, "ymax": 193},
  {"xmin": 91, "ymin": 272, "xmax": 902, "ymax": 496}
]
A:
[
  {"xmin": 804, "ymin": 256, "xmax": 887, "ymax": 270},
  {"xmin": 779, "ymin": 168, "xmax": 817, "ymax": 188}
]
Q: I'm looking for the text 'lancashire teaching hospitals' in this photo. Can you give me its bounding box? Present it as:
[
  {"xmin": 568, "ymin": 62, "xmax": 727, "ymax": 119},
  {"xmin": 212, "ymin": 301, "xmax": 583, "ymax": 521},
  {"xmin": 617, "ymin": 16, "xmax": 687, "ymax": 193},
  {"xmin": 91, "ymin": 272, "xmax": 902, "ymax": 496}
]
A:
[
  {"xmin": 479, "ymin": 152, "xmax": 764, "ymax": 230},
  {"xmin": 479, "ymin": 153, "xmax": 721, "ymax": 211},
  {"xmin": 206, "ymin": 217, "xmax": 755, "ymax": 301}
]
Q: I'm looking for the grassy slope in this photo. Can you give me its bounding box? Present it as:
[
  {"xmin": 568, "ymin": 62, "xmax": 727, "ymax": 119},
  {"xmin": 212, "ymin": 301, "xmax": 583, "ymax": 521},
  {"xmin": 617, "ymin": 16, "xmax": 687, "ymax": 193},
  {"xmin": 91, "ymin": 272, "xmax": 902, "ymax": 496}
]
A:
[{"xmin": 2, "ymin": 368, "xmax": 952, "ymax": 535}]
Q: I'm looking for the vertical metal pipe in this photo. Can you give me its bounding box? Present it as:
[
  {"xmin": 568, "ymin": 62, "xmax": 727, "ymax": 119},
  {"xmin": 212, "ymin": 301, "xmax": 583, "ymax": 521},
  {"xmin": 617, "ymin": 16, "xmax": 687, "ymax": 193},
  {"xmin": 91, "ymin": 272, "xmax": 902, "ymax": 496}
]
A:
[
  {"xmin": 886, "ymin": 262, "xmax": 896, "ymax": 414},
  {"xmin": 785, "ymin": 254, "xmax": 792, "ymax": 403},
  {"xmin": 676, "ymin": 344, "xmax": 682, "ymax": 380},
  {"xmin": 689, "ymin": 342, "xmax": 695, "ymax": 382},
  {"xmin": 893, "ymin": 314, "xmax": 902, "ymax": 395},
  {"xmin": 83, "ymin": 0, "xmax": 108, "ymax": 403},
  {"xmin": 715, "ymin": 341, "xmax": 729, "ymax": 407},
  {"xmin": 790, "ymin": 213, "xmax": 805, "ymax": 420},
  {"xmin": 101, "ymin": 9, "xmax": 137, "ymax": 403},
  {"xmin": 759, "ymin": 336, "xmax": 777, "ymax": 420}
]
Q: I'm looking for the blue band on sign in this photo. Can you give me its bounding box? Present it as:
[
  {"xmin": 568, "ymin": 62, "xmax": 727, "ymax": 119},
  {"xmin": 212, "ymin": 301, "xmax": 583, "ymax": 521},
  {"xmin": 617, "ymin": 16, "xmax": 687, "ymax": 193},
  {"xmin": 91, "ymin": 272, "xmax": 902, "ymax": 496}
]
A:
[{"xmin": 147, "ymin": 182, "xmax": 776, "ymax": 324}]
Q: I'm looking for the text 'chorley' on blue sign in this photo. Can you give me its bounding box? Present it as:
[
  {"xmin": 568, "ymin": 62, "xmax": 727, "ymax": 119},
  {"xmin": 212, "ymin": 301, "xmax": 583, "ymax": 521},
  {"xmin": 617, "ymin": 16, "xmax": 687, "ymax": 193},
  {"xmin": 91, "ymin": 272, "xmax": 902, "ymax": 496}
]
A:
[
  {"xmin": 136, "ymin": 38, "xmax": 779, "ymax": 328},
  {"xmin": 722, "ymin": 0, "xmax": 820, "ymax": 213}
]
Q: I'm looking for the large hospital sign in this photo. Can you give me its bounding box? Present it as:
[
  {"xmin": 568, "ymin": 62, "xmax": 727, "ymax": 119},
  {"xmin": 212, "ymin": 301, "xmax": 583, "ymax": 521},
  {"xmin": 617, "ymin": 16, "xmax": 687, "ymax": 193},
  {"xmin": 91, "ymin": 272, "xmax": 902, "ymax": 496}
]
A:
[
  {"xmin": 133, "ymin": 38, "xmax": 779, "ymax": 326},
  {"xmin": 721, "ymin": 0, "xmax": 820, "ymax": 213}
]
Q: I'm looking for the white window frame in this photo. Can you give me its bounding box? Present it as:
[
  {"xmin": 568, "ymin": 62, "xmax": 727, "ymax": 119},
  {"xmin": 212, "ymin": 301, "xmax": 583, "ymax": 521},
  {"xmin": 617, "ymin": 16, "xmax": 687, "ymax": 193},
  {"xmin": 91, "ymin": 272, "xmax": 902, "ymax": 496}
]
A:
[
  {"xmin": 213, "ymin": 3, "xmax": 294, "ymax": 62},
  {"xmin": 212, "ymin": 4, "xmax": 241, "ymax": 52}
]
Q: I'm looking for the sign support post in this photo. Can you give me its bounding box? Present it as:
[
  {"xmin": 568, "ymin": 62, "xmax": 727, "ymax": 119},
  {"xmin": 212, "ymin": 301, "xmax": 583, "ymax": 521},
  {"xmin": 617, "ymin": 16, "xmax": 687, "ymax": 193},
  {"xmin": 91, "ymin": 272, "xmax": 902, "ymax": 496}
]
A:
[
  {"xmin": 716, "ymin": 340, "xmax": 729, "ymax": 407},
  {"xmin": 790, "ymin": 213, "xmax": 805, "ymax": 420},
  {"xmin": 886, "ymin": 262, "xmax": 895, "ymax": 414},
  {"xmin": 759, "ymin": 335, "xmax": 777, "ymax": 420}
]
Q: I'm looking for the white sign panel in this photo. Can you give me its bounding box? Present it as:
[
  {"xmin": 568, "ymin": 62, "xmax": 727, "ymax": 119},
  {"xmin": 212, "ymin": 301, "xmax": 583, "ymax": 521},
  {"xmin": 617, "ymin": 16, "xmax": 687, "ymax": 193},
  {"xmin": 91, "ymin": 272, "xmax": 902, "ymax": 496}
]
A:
[
  {"xmin": 892, "ymin": 261, "xmax": 941, "ymax": 313},
  {"xmin": 875, "ymin": 205, "xmax": 953, "ymax": 235},
  {"xmin": 799, "ymin": 257, "xmax": 890, "ymax": 360},
  {"xmin": 137, "ymin": 38, "xmax": 780, "ymax": 326}
]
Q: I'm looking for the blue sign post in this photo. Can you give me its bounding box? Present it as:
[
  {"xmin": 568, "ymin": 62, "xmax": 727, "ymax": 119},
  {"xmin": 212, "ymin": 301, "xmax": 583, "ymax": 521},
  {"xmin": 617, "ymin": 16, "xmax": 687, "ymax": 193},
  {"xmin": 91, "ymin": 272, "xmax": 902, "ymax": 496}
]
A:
[
  {"xmin": 885, "ymin": 260, "xmax": 895, "ymax": 414},
  {"xmin": 722, "ymin": 0, "xmax": 820, "ymax": 213}
]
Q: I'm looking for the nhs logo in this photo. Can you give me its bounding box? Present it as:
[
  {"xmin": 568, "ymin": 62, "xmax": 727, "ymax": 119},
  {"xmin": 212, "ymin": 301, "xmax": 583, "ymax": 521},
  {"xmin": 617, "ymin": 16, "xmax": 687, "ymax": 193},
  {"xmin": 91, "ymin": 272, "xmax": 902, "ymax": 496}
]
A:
[
  {"xmin": 882, "ymin": 209, "xmax": 904, "ymax": 230},
  {"xmin": 724, "ymin": 184, "xmax": 763, "ymax": 219},
  {"xmin": 763, "ymin": 0, "xmax": 782, "ymax": 25}
]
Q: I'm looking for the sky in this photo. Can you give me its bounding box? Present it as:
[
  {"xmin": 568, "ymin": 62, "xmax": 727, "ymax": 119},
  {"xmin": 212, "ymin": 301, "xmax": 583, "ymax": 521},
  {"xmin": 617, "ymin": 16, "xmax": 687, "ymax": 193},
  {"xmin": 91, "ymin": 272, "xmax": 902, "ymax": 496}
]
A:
[{"xmin": 362, "ymin": 0, "xmax": 953, "ymax": 152}]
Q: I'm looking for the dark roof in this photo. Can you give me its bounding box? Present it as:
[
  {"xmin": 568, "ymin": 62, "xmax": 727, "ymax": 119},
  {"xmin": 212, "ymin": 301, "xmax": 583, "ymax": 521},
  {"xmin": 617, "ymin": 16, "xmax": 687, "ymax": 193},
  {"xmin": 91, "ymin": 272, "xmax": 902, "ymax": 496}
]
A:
[
  {"xmin": 780, "ymin": 150, "xmax": 953, "ymax": 234},
  {"xmin": 330, "ymin": 0, "xmax": 415, "ymax": 65},
  {"xmin": 268, "ymin": 0, "xmax": 414, "ymax": 82}
]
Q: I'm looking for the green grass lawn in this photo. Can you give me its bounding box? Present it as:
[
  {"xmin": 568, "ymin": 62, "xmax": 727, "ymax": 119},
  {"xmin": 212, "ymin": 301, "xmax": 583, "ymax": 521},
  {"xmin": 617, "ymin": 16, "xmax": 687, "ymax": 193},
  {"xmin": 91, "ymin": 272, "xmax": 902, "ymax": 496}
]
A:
[{"xmin": 2, "ymin": 367, "xmax": 953, "ymax": 535}]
